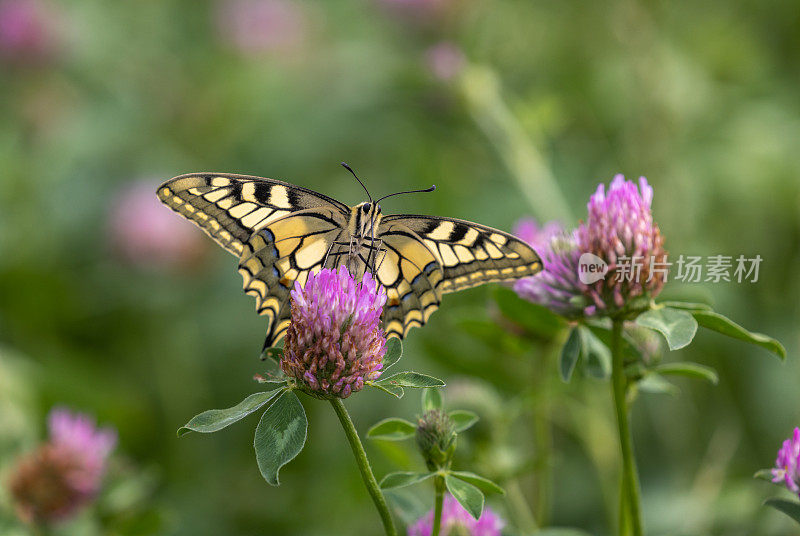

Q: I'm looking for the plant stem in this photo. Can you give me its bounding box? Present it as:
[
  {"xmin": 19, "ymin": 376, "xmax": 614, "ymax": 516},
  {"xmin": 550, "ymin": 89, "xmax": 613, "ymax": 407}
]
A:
[
  {"xmin": 432, "ymin": 474, "xmax": 445, "ymax": 536},
  {"xmin": 532, "ymin": 341, "xmax": 558, "ymax": 526},
  {"xmin": 507, "ymin": 478, "xmax": 539, "ymax": 533},
  {"xmin": 618, "ymin": 472, "xmax": 630, "ymax": 536},
  {"xmin": 610, "ymin": 319, "xmax": 644, "ymax": 536},
  {"xmin": 330, "ymin": 398, "xmax": 398, "ymax": 536}
]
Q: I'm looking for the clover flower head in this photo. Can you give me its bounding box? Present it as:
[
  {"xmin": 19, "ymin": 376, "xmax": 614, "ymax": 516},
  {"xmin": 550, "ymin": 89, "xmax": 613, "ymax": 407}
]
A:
[
  {"xmin": 576, "ymin": 174, "xmax": 666, "ymax": 313},
  {"xmin": 425, "ymin": 41, "xmax": 465, "ymax": 81},
  {"xmin": 113, "ymin": 180, "xmax": 206, "ymax": 269},
  {"xmin": 0, "ymin": 0, "xmax": 60, "ymax": 62},
  {"xmin": 772, "ymin": 427, "xmax": 800, "ymax": 497},
  {"xmin": 408, "ymin": 494, "xmax": 505, "ymax": 536},
  {"xmin": 215, "ymin": 0, "xmax": 306, "ymax": 56},
  {"xmin": 416, "ymin": 409, "xmax": 456, "ymax": 469},
  {"xmin": 280, "ymin": 266, "xmax": 387, "ymax": 399},
  {"xmin": 9, "ymin": 408, "xmax": 116, "ymax": 524},
  {"xmin": 512, "ymin": 218, "xmax": 592, "ymax": 318}
]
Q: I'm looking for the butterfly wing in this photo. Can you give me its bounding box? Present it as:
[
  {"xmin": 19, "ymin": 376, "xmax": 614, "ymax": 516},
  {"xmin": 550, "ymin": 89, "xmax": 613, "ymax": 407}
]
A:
[
  {"xmin": 375, "ymin": 220, "xmax": 445, "ymax": 339},
  {"xmin": 380, "ymin": 214, "xmax": 542, "ymax": 294},
  {"xmin": 157, "ymin": 173, "xmax": 350, "ymax": 257},
  {"xmin": 239, "ymin": 207, "xmax": 348, "ymax": 347}
]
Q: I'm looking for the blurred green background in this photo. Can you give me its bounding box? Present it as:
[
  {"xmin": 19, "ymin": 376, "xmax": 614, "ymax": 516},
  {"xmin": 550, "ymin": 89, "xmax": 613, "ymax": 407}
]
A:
[{"xmin": 1, "ymin": 0, "xmax": 799, "ymax": 534}]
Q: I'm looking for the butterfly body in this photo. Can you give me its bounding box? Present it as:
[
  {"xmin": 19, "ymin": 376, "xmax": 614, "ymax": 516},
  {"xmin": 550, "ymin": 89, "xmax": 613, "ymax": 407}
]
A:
[
  {"xmin": 157, "ymin": 172, "xmax": 542, "ymax": 347},
  {"xmin": 337, "ymin": 201, "xmax": 383, "ymax": 279}
]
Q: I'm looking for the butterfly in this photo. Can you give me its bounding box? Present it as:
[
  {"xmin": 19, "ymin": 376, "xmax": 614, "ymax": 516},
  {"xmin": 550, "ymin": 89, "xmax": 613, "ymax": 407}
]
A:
[{"xmin": 157, "ymin": 164, "xmax": 542, "ymax": 349}]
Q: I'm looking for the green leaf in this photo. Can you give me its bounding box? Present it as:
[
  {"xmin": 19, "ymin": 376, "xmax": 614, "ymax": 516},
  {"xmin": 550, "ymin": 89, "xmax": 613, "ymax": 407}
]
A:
[
  {"xmin": 379, "ymin": 471, "xmax": 434, "ymax": 489},
  {"xmin": 658, "ymin": 300, "xmax": 712, "ymax": 311},
  {"xmin": 367, "ymin": 381, "xmax": 405, "ymax": 399},
  {"xmin": 532, "ymin": 529, "xmax": 594, "ymax": 536},
  {"xmin": 445, "ymin": 474, "xmax": 484, "ymax": 520},
  {"xmin": 367, "ymin": 418, "xmax": 417, "ymax": 441},
  {"xmin": 636, "ymin": 374, "xmax": 680, "ymax": 396},
  {"xmin": 559, "ymin": 327, "xmax": 582, "ymax": 382},
  {"xmin": 254, "ymin": 390, "xmax": 307, "ymax": 486},
  {"xmin": 378, "ymin": 372, "xmax": 445, "ymax": 389},
  {"xmin": 422, "ymin": 388, "xmax": 443, "ymax": 412},
  {"xmin": 653, "ymin": 362, "xmax": 719, "ymax": 385},
  {"xmin": 764, "ymin": 498, "xmax": 800, "ymax": 524},
  {"xmin": 493, "ymin": 287, "xmax": 566, "ymax": 339},
  {"xmin": 254, "ymin": 378, "xmax": 289, "ymax": 389},
  {"xmin": 383, "ymin": 488, "xmax": 429, "ymax": 525},
  {"xmin": 449, "ymin": 410, "xmax": 479, "ymax": 433},
  {"xmin": 178, "ymin": 389, "xmax": 283, "ymax": 437},
  {"xmin": 754, "ymin": 469, "xmax": 776, "ymax": 482},
  {"xmin": 692, "ymin": 310, "xmax": 786, "ymax": 360},
  {"xmin": 383, "ymin": 338, "xmax": 403, "ymax": 370},
  {"xmin": 579, "ymin": 325, "xmax": 611, "ymax": 379},
  {"xmin": 588, "ymin": 324, "xmax": 644, "ymax": 364},
  {"xmin": 636, "ymin": 308, "xmax": 698, "ymax": 350},
  {"xmin": 261, "ymin": 346, "xmax": 284, "ymax": 362},
  {"xmin": 449, "ymin": 471, "xmax": 505, "ymax": 495}
]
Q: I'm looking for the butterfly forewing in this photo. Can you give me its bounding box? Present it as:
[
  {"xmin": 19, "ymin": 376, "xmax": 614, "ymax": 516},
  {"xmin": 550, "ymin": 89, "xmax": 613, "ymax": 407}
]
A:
[{"xmin": 157, "ymin": 173, "xmax": 349, "ymax": 256}]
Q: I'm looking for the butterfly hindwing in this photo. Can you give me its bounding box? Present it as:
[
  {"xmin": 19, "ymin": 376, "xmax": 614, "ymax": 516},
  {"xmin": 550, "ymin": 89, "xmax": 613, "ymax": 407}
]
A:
[
  {"xmin": 239, "ymin": 208, "xmax": 348, "ymax": 347},
  {"xmin": 380, "ymin": 214, "xmax": 542, "ymax": 294},
  {"xmin": 157, "ymin": 173, "xmax": 349, "ymax": 257},
  {"xmin": 376, "ymin": 221, "xmax": 445, "ymax": 339}
]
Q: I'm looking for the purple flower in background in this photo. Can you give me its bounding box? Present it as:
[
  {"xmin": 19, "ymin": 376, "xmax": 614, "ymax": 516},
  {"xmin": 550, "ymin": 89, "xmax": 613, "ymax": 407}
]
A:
[
  {"xmin": 281, "ymin": 266, "xmax": 387, "ymax": 399},
  {"xmin": 215, "ymin": 0, "xmax": 306, "ymax": 56},
  {"xmin": 772, "ymin": 427, "xmax": 800, "ymax": 497},
  {"xmin": 424, "ymin": 42, "xmax": 465, "ymax": 81},
  {"xmin": 0, "ymin": 0, "xmax": 59, "ymax": 62},
  {"xmin": 408, "ymin": 495, "xmax": 504, "ymax": 536},
  {"xmin": 110, "ymin": 180, "xmax": 206, "ymax": 270},
  {"xmin": 378, "ymin": 0, "xmax": 454, "ymax": 22},
  {"xmin": 9, "ymin": 408, "xmax": 116, "ymax": 524},
  {"xmin": 512, "ymin": 218, "xmax": 592, "ymax": 318},
  {"xmin": 575, "ymin": 174, "xmax": 667, "ymax": 313}
]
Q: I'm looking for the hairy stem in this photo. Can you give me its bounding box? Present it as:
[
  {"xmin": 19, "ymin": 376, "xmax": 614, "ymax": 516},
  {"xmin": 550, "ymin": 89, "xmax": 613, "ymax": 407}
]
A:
[
  {"xmin": 610, "ymin": 319, "xmax": 644, "ymax": 536},
  {"xmin": 533, "ymin": 340, "xmax": 558, "ymax": 526},
  {"xmin": 432, "ymin": 474, "xmax": 445, "ymax": 536},
  {"xmin": 330, "ymin": 398, "xmax": 398, "ymax": 536}
]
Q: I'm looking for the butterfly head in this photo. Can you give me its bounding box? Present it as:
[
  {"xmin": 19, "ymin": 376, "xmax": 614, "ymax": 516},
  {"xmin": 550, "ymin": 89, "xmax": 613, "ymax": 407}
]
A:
[{"xmin": 354, "ymin": 201, "xmax": 382, "ymax": 237}]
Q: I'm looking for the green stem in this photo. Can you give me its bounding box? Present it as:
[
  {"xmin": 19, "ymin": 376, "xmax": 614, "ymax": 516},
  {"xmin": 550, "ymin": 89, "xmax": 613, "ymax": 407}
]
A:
[
  {"xmin": 532, "ymin": 341, "xmax": 558, "ymax": 526},
  {"xmin": 330, "ymin": 398, "xmax": 398, "ymax": 536},
  {"xmin": 618, "ymin": 471, "xmax": 630, "ymax": 536},
  {"xmin": 432, "ymin": 475, "xmax": 445, "ymax": 536},
  {"xmin": 506, "ymin": 478, "xmax": 539, "ymax": 533},
  {"xmin": 610, "ymin": 319, "xmax": 644, "ymax": 536},
  {"xmin": 31, "ymin": 521, "xmax": 51, "ymax": 536}
]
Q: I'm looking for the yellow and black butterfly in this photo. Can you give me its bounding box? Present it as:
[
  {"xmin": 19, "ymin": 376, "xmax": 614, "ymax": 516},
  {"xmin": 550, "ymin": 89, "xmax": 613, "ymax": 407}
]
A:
[{"xmin": 157, "ymin": 164, "xmax": 542, "ymax": 348}]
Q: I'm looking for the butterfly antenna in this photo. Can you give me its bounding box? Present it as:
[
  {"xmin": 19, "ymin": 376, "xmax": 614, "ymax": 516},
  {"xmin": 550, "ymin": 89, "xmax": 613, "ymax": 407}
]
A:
[
  {"xmin": 341, "ymin": 162, "xmax": 372, "ymax": 203},
  {"xmin": 376, "ymin": 185, "xmax": 436, "ymax": 203}
]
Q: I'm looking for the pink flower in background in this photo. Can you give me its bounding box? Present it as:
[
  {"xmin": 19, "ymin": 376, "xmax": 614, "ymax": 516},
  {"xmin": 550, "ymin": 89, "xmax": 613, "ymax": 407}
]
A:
[
  {"xmin": 772, "ymin": 427, "xmax": 800, "ymax": 497},
  {"xmin": 512, "ymin": 218, "xmax": 592, "ymax": 318},
  {"xmin": 378, "ymin": 0, "xmax": 454, "ymax": 22},
  {"xmin": 215, "ymin": 0, "xmax": 306, "ymax": 56},
  {"xmin": 575, "ymin": 174, "xmax": 667, "ymax": 313},
  {"xmin": 0, "ymin": 0, "xmax": 59, "ymax": 62},
  {"xmin": 407, "ymin": 494, "xmax": 504, "ymax": 536},
  {"xmin": 8, "ymin": 408, "xmax": 116, "ymax": 524},
  {"xmin": 110, "ymin": 180, "xmax": 206, "ymax": 270},
  {"xmin": 424, "ymin": 42, "xmax": 465, "ymax": 81},
  {"xmin": 281, "ymin": 266, "xmax": 387, "ymax": 399}
]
